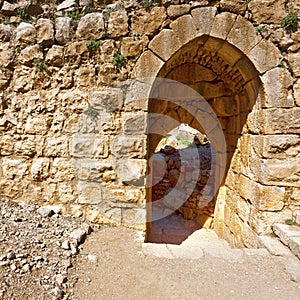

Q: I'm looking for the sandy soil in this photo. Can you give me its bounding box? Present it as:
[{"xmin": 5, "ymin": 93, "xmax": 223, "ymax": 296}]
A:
[{"xmin": 70, "ymin": 227, "xmax": 300, "ymax": 300}]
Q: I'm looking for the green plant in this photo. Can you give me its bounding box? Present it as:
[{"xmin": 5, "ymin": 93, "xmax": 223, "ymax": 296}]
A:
[
  {"xmin": 140, "ymin": 0, "xmax": 158, "ymax": 8},
  {"xmin": 15, "ymin": 45, "xmax": 21, "ymax": 53},
  {"xmin": 284, "ymin": 219, "xmax": 296, "ymax": 225},
  {"xmin": 255, "ymin": 26, "xmax": 264, "ymax": 33},
  {"xmin": 86, "ymin": 40, "xmax": 101, "ymax": 52},
  {"xmin": 67, "ymin": 9, "xmax": 81, "ymax": 24},
  {"xmin": 4, "ymin": 16, "xmax": 10, "ymax": 25},
  {"xmin": 277, "ymin": 60, "xmax": 285, "ymax": 68},
  {"xmin": 35, "ymin": 59, "xmax": 47, "ymax": 70},
  {"xmin": 281, "ymin": 10, "xmax": 298, "ymax": 30},
  {"xmin": 17, "ymin": 8, "xmax": 31, "ymax": 21},
  {"xmin": 113, "ymin": 52, "xmax": 127, "ymax": 69},
  {"xmin": 84, "ymin": 106, "xmax": 99, "ymax": 119},
  {"xmin": 245, "ymin": 0, "xmax": 251, "ymax": 4}
]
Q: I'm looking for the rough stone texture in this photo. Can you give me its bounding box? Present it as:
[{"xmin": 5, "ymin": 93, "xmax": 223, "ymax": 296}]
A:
[
  {"xmin": 76, "ymin": 13, "xmax": 105, "ymax": 40},
  {"xmin": 0, "ymin": 1, "xmax": 299, "ymax": 249}
]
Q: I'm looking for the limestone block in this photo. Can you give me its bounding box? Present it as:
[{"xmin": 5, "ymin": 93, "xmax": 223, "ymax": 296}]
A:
[
  {"xmin": 170, "ymin": 15, "xmax": 197, "ymax": 46},
  {"xmin": 2, "ymin": 158, "xmax": 28, "ymax": 179},
  {"xmin": 116, "ymin": 158, "xmax": 146, "ymax": 185},
  {"xmin": 211, "ymin": 96, "xmax": 237, "ymax": 116},
  {"xmin": 122, "ymin": 208, "xmax": 146, "ymax": 229},
  {"xmin": 191, "ymin": 7, "xmax": 217, "ymax": 36},
  {"xmin": 132, "ymin": 50, "xmax": 164, "ymax": 79},
  {"xmin": 261, "ymin": 135, "xmax": 300, "ymax": 159},
  {"xmin": 76, "ymin": 13, "xmax": 105, "ymax": 40},
  {"xmin": 261, "ymin": 67, "xmax": 294, "ymax": 108},
  {"xmin": 44, "ymin": 136, "xmax": 69, "ymax": 157},
  {"xmin": 227, "ymin": 16, "xmax": 261, "ymax": 54},
  {"xmin": 31, "ymin": 158, "xmax": 50, "ymax": 181},
  {"xmin": 288, "ymin": 53, "xmax": 300, "ymax": 77},
  {"xmin": 0, "ymin": 42, "xmax": 14, "ymax": 67},
  {"xmin": 58, "ymin": 182, "xmax": 76, "ymax": 204},
  {"xmin": 71, "ymin": 134, "xmax": 109, "ymax": 158},
  {"xmin": 112, "ymin": 135, "xmax": 145, "ymax": 158},
  {"xmin": 55, "ymin": 17, "xmax": 74, "ymax": 45},
  {"xmin": 0, "ymin": 135, "xmax": 14, "ymax": 155},
  {"xmin": 259, "ymin": 158, "xmax": 300, "ymax": 187},
  {"xmin": 121, "ymin": 112, "xmax": 146, "ymax": 134},
  {"xmin": 89, "ymin": 88, "xmax": 123, "ymax": 112},
  {"xmin": 219, "ymin": 0, "xmax": 247, "ymax": 15},
  {"xmin": 248, "ymin": 0, "xmax": 286, "ymax": 25},
  {"xmin": 52, "ymin": 158, "xmax": 75, "ymax": 181},
  {"xmin": 131, "ymin": 7, "xmax": 166, "ymax": 36},
  {"xmin": 45, "ymin": 45, "xmax": 64, "ymax": 67},
  {"xmin": 192, "ymin": 81, "xmax": 228, "ymax": 99},
  {"xmin": 19, "ymin": 45, "xmax": 43, "ymax": 65},
  {"xmin": 261, "ymin": 108, "xmax": 300, "ymax": 134},
  {"xmin": 148, "ymin": 29, "xmax": 181, "ymax": 61},
  {"xmin": 75, "ymin": 159, "xmax": 112, "ymax": 182},
  {"xmin": 0, "ymin": 1, "xmax": 18, "ymax": 16},
  {"xmin": 167, "ymin": 4, "xmax": 190, "ymax": 18},
  {"xmin": 294, "ymin": 79, "xmax": 300, "ymax": 106},
  {"xmin": 217, "ymin": 42, "xmax": 243, "ymax": 66},
  {"xmin": 36, "ymin": 18, "xmax": 54, "ymax": 46},
  {"xmin": 210, "ymin": 12, "xmax": 237, "ymax": 40},
  {"xmin": 25, "ymin": 116, "xmax": 49, "ymax": 134},
  {"xmin": 57, "ymin": 0, "xmax": 76, "ymax": 11},
  {"xmin": 78, "ymin": 180, "xmax": 103, "ymax": 204},
  {"xmin": 248, "ymin": 40, "xmax": 282, "ymax": 74},
  {"xmin": 74, "ymin": 64, "xmax": 96, "ymax": 87},
  {"xmin": 120, "ymin": 36, "xmax": 148, "ymax": 58},
  {"xmin": 107, "ymin": 10, "xmax": 128, "ymax": 38},
  {"xmin": 0, "ymin": 24, "xmax": 14, "ymax": 42},
  {"xmin": 16, "ymin": 22, "xmax": 36, "ymax": 44},
  {"xmin": 238, "ymin": 174, "xmax": 285, "ymax": 211}
]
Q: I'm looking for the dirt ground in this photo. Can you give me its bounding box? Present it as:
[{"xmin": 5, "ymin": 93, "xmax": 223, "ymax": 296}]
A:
[{"xmin": 70, "ymin": 227, "xmax": 300, "ymax": 300}]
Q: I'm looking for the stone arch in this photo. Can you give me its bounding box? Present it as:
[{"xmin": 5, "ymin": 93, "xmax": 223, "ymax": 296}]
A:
[{"xmin": 133, "ymin": 9, "xmax": 285, "ymax": 247}]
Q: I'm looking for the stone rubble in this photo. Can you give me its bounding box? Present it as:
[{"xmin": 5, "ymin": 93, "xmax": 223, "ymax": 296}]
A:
[{"xmin": 0, "ymin": 198, "xmax": 93, "ymax": 300}]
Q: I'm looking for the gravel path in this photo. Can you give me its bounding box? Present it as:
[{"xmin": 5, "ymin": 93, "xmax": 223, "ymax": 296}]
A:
[{"xmin": 1, "ymin": 199, "xmax": 300, "ymax": 300}]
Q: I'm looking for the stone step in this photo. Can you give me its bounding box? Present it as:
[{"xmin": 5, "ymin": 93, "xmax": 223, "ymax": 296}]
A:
[{"xmin": 273, "ymin": 223, "xmax": 300, "ymax": 260}]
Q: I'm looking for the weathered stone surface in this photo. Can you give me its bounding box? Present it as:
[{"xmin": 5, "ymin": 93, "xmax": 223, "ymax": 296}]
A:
[
  {"xmin": 45, "ymin": 45, "xmax": 64, "ymax": 67},
  {"xmin": 112, "ymin": 135, "xmax": 145, "ymax": 158},
  {"xmin": 116, "ymin": 159, "xmax": 146, "ymax": 184},
  {"xmin": 0, "ymin": 1, "xmax": 17, "ymax": 15},
  {"xmin": 0, "ymin": 42, "xmax": 14, "ymax": 67},
  {"xmin": 149, "ymin": 29, "xmax": 181, "ymax": 61},
  {"xmin": 261, "ymin": 67, "xmax": 294, "ymax": 108},
  {"xmin": 89, "ymin": 88, "xmax": 123, "ymax": 112},
  {"xmin": 131, "ymin": 7, "xmax": 166, "ymax": 36},
  {"xmin": 248, "ymin": 0, "xmax": 286, "ymax": 25},
  {"xmin": 36, "ymin": 18, "xmax": 54, "ymax": 46},
  {"xmin": 210, "ymin": 12, "xmax": 237, "ymax": 40},
  {"xmin": 294, "ymin": 79, "xmax": 300, "ymax": 106},
  {"xmin": 25, "ymin": 116, "xmax": 49, "ymax": 134},
  {"xmin": 211, "ymin": 97, "xmax": 237, "ymax": 116},
  {"xmin": 0, "ymin": 24, "xmax": 14, "ymax": 42},
  {"xmin": 120, "ymin": 36, "xmax": 148, "ymax": 58},
  {"xmin": 16, "ymin": 22, "xmax": 36, "ymax": 44},
  {"xmin": 191, "ymin": 7, "xmax": 217, "ymax": 35},
  {"xmin": 248, "ymin": 40, "xmax": 282, "ymax": 74},
  {"xmin": 219, "ymin": 0, "xmax": 246, "ymax": 15},
  {"xmin": 57, "ymin": 0, "xmax": 76, "ymax": 11},
  {"xmin": 44, "ymin": 136, "xmax": 69, "ymax": 157},
  {"xmin": 261, "ymin": 108, "xmax": 300, "ymax": 134},
  {"xmin": 227, "ymin": 15, "xmax": 261, "ymax": 54},
  {"xmin": 71, "ymin": 134, "xmax": 109, "ymax": 158},
  {"xmin": 52, "ymin": 158, "xmax": 75, "ymax": 181},
  {"xmin": 55, "ymin": 17, "xmax": 73, "ymax": 45},
  {"xmin": 132, "ymin": 50, "xmax": 164, "ymax": 78},
  {"xmin": 238, "ymin": 174, "xmax": 285, "ymax": 211},
  {"xmin": 170, "ymin": 15, "xmax": 197, "ymax": 46},
  {"xmin": 19, "ymin": 45, "xmax": 43, "ymax": 65},
  {"xmin": 31, "ymin": 158, "xmax": 50, "ymax": 181},
  {"xmin": 167, "ymin": 4, "xmax": 190, "ymax": 18},
  {"xmin": 76, "ymin": 13, "xmax": 105, "ymax": 40},
  {"xmin": 2, "ymin": 158, "xmax": 28, "ymax": 179},
  {"xmin": 258, "ymin": 235, "xmax": 293, "ymax": 257},
  {"xmin": 288, "ymin": 53, "xmax": 300, "ymax": 77},
  {"xmin": 107, "ymin": 10, "xmax": 128, "ymax": 38}
]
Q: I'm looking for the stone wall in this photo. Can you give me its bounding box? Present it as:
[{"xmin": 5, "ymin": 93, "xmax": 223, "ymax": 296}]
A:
[{"xmin": 0, "ymin": 0, "xmax": 299, "ymax": 247}]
